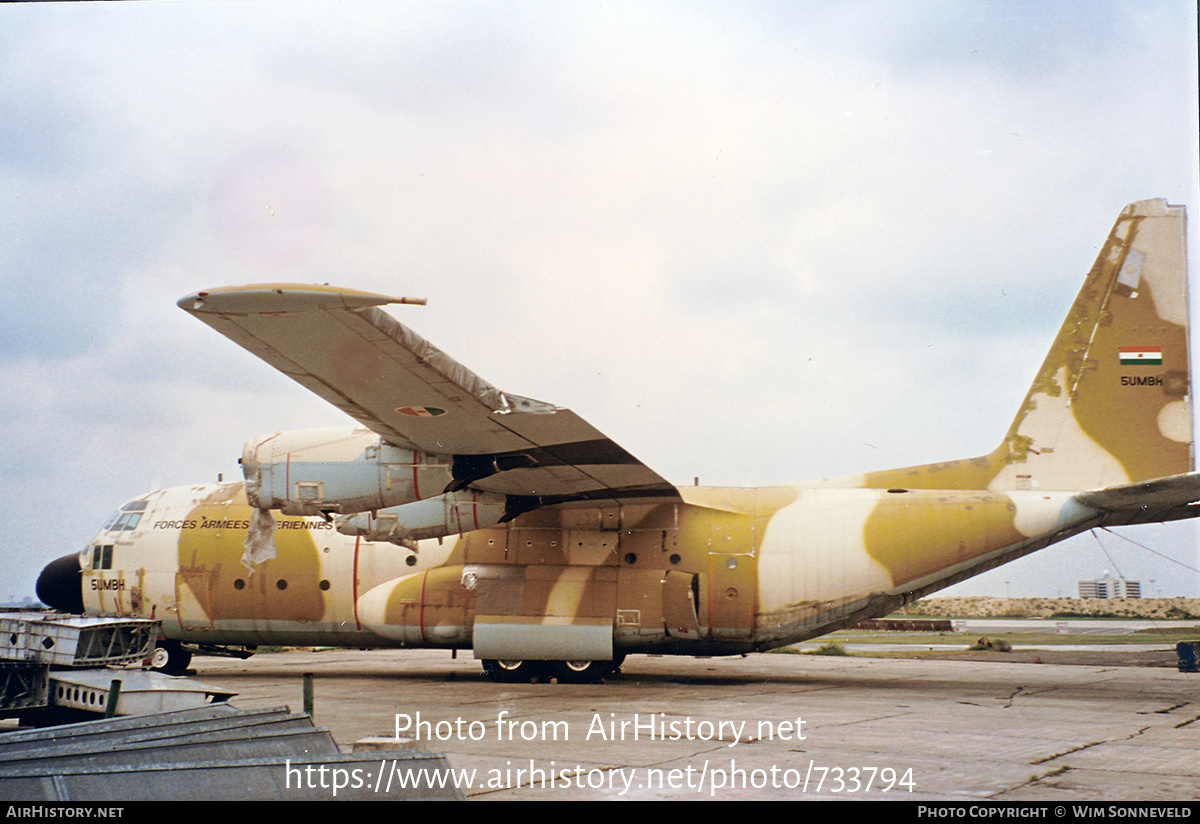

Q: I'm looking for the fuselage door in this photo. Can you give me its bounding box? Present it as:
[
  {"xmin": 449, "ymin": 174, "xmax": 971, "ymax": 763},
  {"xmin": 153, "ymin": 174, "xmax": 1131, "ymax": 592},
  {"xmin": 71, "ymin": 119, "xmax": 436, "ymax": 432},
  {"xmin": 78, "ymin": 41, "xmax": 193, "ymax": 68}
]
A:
[
  {"xmin": 662, "ymin": 570, "xmax": 701, "ymax": 639},
  {"xmin": 83, "ymin": 543, "xmax": 129, "ymax": 614},
  {"xmin": 705, "ymin": 511, "xmax": 756, "ymax": 639}
]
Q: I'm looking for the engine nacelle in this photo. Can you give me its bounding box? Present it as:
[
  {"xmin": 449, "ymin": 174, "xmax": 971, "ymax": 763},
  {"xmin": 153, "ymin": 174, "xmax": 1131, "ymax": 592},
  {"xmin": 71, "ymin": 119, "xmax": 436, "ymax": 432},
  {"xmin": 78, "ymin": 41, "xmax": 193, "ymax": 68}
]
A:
[
  {"xmin": 242, "ymin": 426, "xmax": 453, "ymax": 516},
  {"xmin": 335, "ymin": 490, "xmax": 507, "ymax": 542}
]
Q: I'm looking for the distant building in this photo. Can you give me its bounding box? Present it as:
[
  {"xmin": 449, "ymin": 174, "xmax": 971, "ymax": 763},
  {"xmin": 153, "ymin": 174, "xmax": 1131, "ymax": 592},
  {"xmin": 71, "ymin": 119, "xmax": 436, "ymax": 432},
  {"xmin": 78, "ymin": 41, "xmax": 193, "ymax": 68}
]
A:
[{"xmin": 1078, "ymin": 574, "xmax": 1141, "ymax": 599}]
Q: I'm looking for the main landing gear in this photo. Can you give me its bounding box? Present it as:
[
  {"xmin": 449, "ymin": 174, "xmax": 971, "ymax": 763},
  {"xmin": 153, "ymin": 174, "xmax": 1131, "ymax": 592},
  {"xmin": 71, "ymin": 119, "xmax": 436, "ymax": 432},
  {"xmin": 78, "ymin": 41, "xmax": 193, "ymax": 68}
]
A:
[{"xmin": 480, "ymin": 655, "xmax": 626, "ymax": 684}]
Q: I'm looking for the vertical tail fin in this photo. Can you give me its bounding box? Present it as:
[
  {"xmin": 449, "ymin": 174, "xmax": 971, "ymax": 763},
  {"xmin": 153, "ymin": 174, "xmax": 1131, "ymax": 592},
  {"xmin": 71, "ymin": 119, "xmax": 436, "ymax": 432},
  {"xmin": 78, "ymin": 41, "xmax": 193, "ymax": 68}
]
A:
[
  {"xmin": 992, "ymin": 199, "xmax": 1191, "ymax": 491},
  {"xmin": 862, "ymin": 199, "xmax": 1191, "ymax": 492}
]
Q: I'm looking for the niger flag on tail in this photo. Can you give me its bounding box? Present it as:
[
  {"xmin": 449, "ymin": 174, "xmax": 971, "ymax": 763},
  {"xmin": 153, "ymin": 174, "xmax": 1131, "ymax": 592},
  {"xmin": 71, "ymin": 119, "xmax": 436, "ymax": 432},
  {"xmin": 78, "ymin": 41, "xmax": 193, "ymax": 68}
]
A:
[{"xmin": 1119, "ymin": 346, "xmax": 1163, "ymax": 365}]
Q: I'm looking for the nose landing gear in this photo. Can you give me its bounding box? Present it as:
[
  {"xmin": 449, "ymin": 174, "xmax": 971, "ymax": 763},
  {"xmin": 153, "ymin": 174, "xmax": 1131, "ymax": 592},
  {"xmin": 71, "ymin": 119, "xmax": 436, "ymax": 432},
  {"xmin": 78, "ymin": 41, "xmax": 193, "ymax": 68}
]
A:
[{"xmin": 149, "ymin": 640, "xmax": 192, "ymax": 675}]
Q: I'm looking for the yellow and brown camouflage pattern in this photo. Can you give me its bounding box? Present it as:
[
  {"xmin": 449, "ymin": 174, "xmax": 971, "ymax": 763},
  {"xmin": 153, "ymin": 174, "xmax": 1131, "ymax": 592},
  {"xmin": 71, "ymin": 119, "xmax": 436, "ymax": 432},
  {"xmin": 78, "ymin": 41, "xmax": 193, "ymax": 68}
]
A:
[{"xmin": 73, "ymin": 200, "xmax": 1195, "ymax": 667}]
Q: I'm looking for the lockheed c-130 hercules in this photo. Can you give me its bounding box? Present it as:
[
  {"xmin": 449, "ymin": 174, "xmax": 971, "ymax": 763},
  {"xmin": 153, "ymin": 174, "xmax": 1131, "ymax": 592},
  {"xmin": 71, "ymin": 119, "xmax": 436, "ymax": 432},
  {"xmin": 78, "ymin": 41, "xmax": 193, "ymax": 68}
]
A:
[{"xmin": 36, "ymin": 199, "xmax": 1200, "ymax": 682}]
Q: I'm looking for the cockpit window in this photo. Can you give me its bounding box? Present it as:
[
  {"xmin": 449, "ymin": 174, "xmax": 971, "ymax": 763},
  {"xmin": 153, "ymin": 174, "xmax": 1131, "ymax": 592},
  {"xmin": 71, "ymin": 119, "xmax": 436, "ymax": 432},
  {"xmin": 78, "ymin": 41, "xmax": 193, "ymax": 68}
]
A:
[
  {"xmin": 91, "ymin": 544, "xmax": 113, "ymax": 570},
  {"xmin": 102, "ymin": 499, "xmax": 148, "ymax": 532}
]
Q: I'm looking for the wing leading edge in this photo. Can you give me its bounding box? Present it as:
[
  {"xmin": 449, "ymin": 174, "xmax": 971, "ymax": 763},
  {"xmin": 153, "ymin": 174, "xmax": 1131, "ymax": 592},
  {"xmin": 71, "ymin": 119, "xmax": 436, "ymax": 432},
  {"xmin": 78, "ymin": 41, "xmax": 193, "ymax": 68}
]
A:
[{"xmin": 178, "ymin": 284, "xmax": 679, "ymax": 506}]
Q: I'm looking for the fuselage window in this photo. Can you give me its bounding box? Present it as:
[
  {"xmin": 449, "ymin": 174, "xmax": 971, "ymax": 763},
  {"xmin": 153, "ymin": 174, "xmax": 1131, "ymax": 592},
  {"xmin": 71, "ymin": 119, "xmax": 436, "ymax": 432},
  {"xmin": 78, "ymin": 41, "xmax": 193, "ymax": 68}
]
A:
[{"xmin": 91, "ymin": 545, "xmax": 114, "ymax": 570}]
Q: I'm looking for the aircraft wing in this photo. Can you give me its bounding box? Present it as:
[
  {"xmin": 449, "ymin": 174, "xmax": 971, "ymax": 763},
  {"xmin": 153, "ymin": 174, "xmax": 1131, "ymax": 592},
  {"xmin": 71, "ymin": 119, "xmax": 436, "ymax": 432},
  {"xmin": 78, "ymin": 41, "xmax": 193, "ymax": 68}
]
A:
[
  {"xmin": 178, "ymin": 284, "xmax": 679, "ymax": 504},
  {"xmin": 1075, "ymin": 472, "xmax": 1200, "ymax": 525}
]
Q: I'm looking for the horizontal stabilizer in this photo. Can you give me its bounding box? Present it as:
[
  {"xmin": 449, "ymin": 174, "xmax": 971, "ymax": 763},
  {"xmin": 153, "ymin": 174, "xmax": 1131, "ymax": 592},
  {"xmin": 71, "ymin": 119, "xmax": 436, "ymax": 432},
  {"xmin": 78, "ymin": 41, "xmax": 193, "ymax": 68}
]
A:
[{"xmin": 1075, "ymin": 471, "xmax": 1200, "ymax": 525}]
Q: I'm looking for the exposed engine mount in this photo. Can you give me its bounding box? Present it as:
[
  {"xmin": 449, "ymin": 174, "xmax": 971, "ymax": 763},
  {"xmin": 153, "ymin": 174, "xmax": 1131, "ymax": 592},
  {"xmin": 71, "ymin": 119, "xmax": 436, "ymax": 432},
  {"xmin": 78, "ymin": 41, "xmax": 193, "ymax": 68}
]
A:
[{"xmin": 241, "ymin": 426, "xmax": 454, "ymax": 517}]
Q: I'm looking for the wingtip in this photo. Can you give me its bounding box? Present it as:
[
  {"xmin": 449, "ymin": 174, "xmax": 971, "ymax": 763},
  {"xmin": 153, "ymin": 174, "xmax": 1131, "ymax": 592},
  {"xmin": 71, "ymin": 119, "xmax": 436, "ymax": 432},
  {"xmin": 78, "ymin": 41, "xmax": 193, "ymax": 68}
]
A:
[{"xmin": 178, "ymin": 283, "xmax": 422, "ymax": 314}]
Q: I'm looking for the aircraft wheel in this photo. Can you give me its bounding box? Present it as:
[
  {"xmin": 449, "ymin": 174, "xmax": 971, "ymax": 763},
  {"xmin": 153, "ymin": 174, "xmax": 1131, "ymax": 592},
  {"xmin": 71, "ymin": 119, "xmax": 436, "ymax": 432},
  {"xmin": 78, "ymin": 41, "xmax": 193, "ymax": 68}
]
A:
[
  {"xmin": 549, "ymin": 660, "xmax": 612, "ymax": 684},
  {"xmin": 150, "ymin": 640, "xmax": 192, "ymax": 675},
  {"xmin": 481, "ymin": 659, "xmax": 546, "ymax": 683}
]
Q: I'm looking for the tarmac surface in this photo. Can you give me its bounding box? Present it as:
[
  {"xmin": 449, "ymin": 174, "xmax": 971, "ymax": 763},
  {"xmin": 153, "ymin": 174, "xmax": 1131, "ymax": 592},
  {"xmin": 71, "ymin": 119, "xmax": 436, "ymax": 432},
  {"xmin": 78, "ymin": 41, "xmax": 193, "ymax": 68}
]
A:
[{"xmin": 181, "ymin": 646, "xmax": 1199, "ymax": 801}]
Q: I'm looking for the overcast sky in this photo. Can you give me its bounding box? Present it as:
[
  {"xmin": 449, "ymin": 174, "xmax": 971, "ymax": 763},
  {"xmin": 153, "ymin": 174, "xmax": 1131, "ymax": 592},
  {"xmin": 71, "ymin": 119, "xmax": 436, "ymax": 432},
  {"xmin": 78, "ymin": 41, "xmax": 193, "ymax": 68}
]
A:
[{"xmin": 2, "ymin": 1, "xmax": 1198, "ymax": 602}]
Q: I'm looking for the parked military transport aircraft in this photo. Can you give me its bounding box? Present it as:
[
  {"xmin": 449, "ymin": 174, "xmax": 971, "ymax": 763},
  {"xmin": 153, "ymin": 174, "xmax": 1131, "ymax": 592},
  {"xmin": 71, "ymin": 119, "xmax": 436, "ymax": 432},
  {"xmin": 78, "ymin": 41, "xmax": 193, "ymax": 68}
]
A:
[{"xmin": 37, "ymin": 199, "xmax": 1200, "ymax": 682}]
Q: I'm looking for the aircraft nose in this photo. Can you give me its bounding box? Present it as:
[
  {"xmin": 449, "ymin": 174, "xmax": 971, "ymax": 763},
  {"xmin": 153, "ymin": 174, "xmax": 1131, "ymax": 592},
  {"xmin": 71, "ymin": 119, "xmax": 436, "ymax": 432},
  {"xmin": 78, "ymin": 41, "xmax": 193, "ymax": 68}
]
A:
[{"xmin": 36, "ymin": 553, "xmax": 84, "ymax": 614}]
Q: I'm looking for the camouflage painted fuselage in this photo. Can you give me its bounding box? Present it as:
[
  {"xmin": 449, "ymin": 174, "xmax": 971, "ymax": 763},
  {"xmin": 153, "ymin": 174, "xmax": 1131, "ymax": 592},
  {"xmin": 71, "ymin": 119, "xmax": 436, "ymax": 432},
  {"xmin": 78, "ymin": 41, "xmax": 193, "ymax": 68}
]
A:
[
  {"xmin": 82, "ymin": 482, "xmax": 450, "ymax": 648},
  {"xmin": 81, "ymin": 478, "xmax": 1096, "ymax": 656}
]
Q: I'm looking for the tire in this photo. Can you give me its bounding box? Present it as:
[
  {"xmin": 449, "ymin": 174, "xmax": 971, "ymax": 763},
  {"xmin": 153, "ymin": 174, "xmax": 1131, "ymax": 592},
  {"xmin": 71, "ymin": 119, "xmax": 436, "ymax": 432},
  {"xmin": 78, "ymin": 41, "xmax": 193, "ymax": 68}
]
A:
[
  {"xmin": 549, "ymin": 660, "xmax": 612, "ymax": 684},
  {"xmin": 481, "ymin": 659, "xmax": 547, "ymax": 683},
  {"xmin": 150, "ymin": 640, "xmax": 192, "ymax": 675}
]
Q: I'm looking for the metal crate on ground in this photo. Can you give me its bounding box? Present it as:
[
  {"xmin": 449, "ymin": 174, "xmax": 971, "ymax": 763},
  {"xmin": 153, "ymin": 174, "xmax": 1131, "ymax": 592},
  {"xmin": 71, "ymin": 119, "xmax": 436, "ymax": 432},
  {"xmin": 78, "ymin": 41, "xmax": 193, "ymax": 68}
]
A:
[{"xmin": 0, "ymin": 613, "xmax": 157, "ymax": 667}]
